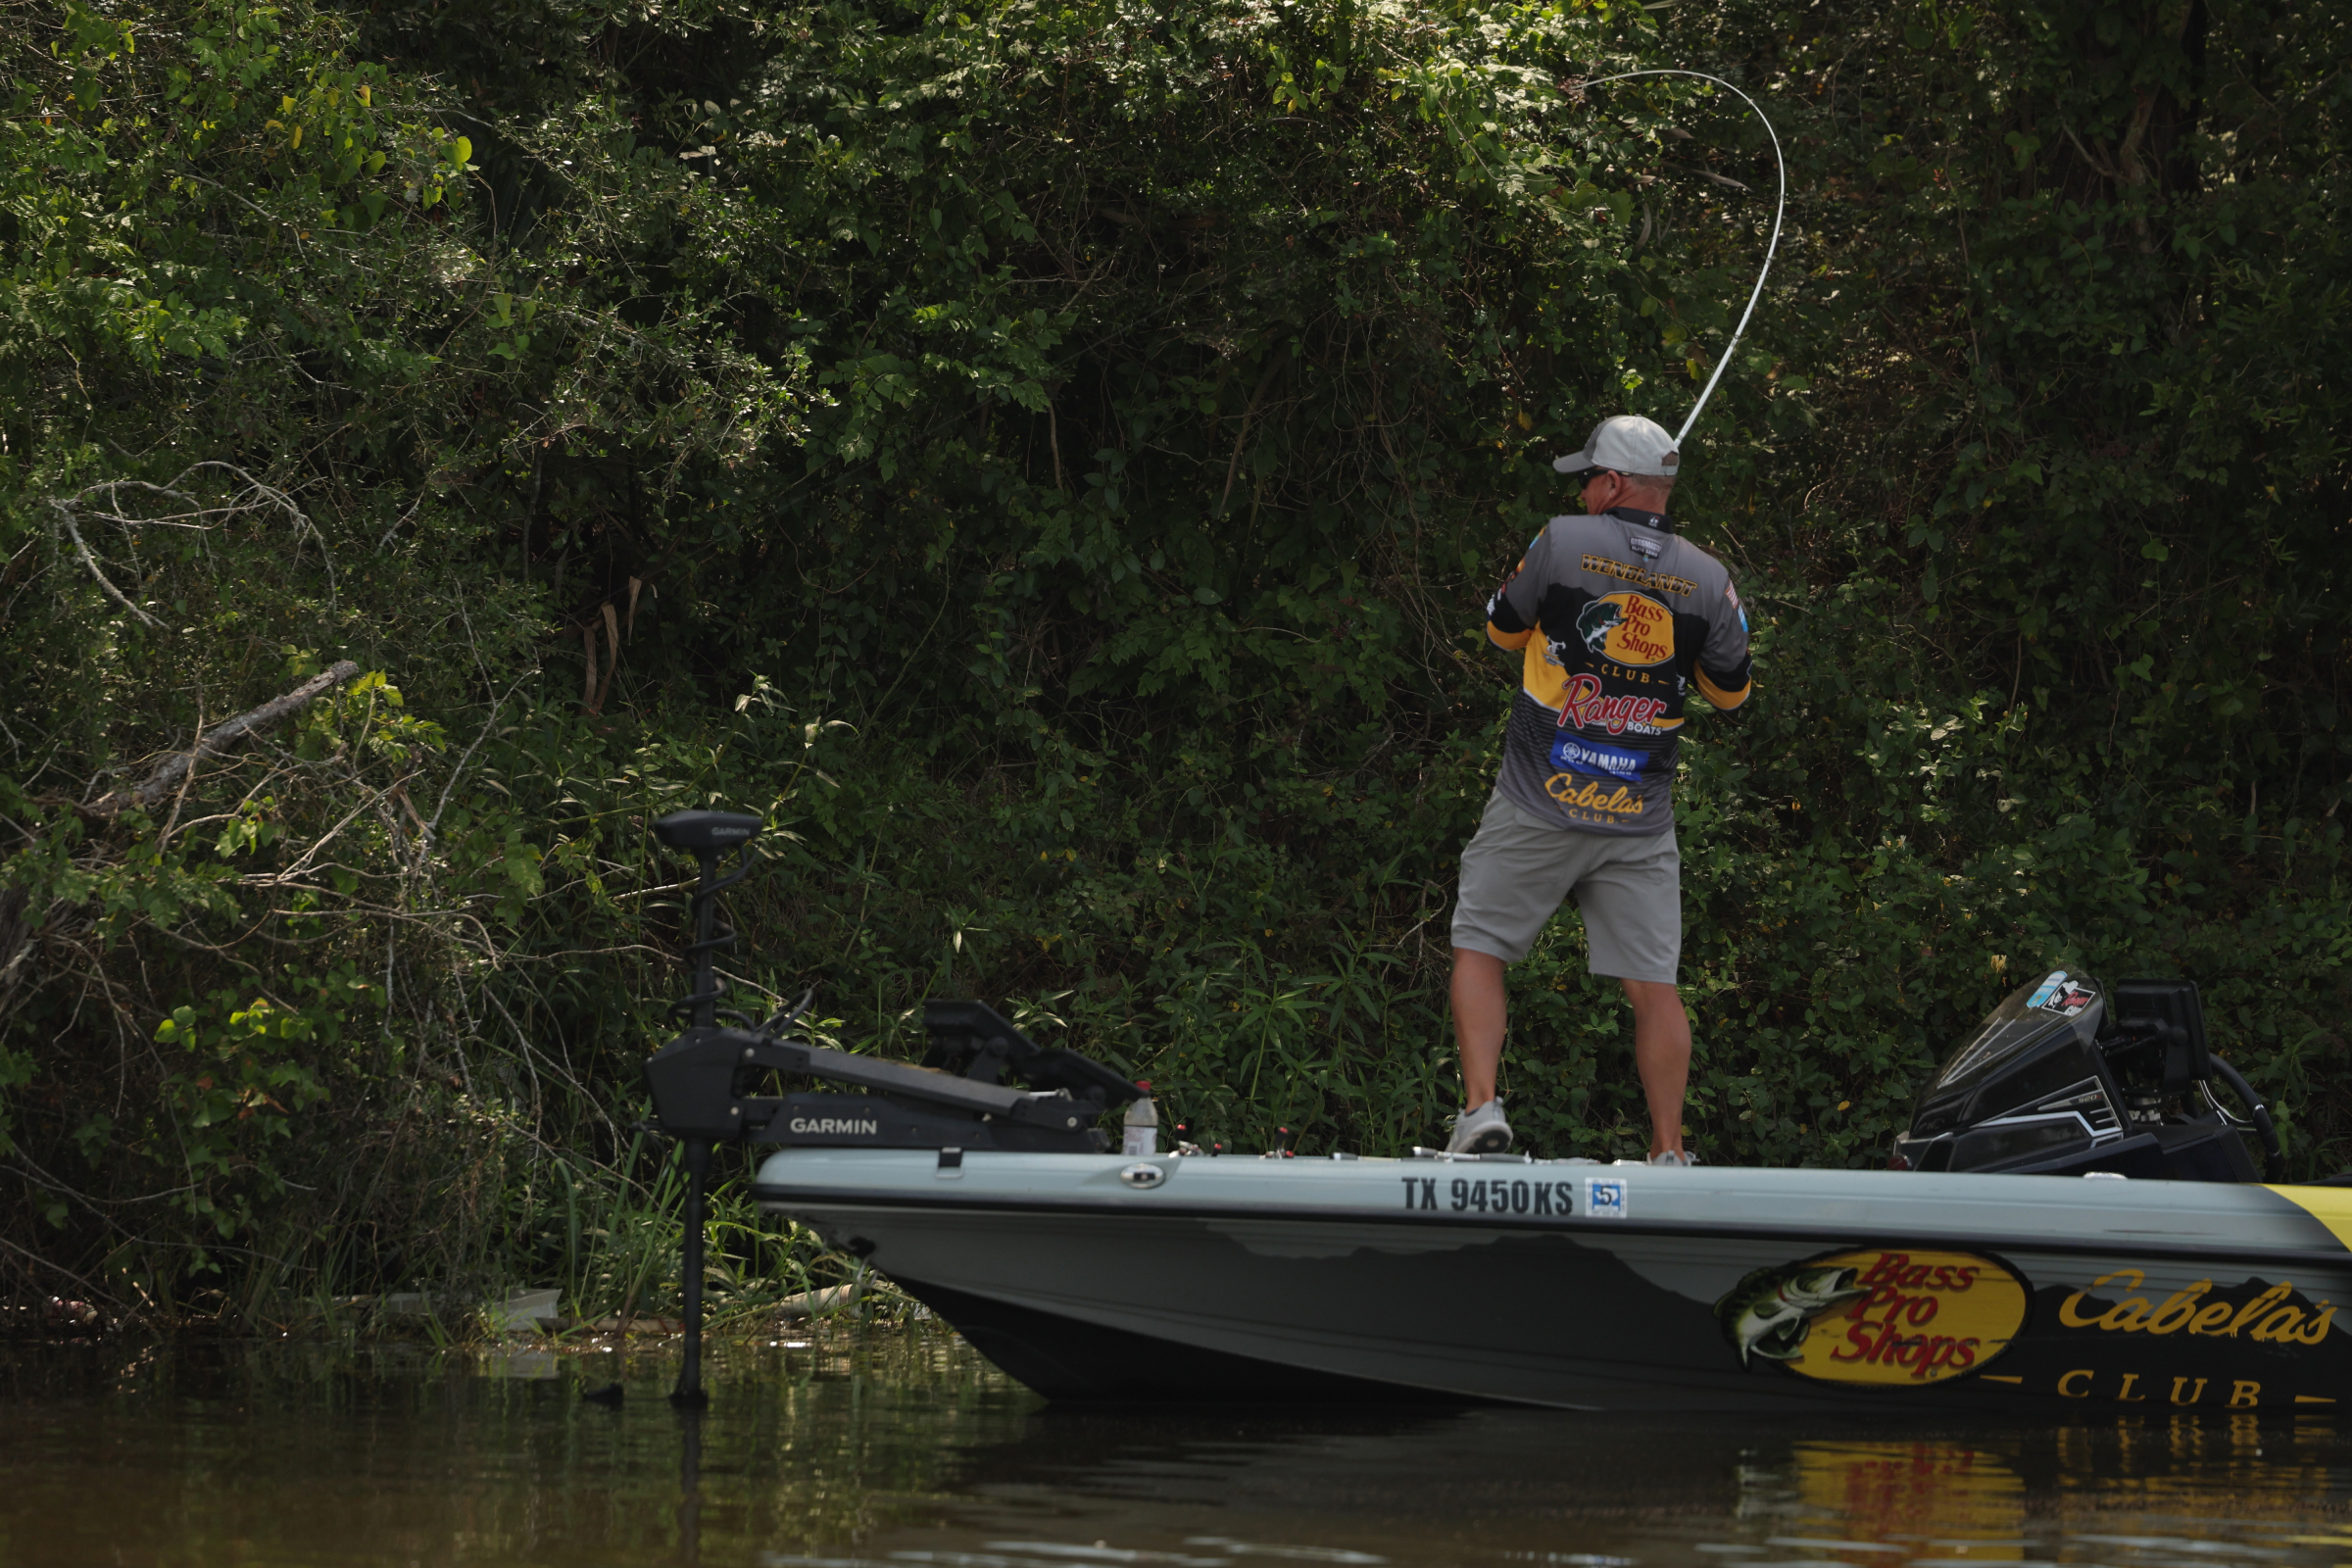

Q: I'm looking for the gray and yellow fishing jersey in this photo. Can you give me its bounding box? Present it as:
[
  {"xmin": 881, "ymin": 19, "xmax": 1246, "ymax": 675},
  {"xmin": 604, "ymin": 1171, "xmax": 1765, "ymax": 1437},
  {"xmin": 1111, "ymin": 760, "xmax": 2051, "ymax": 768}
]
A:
[{"xmin": 1484, "ymin": 506, "xmax": 1753, "ymax": 836}]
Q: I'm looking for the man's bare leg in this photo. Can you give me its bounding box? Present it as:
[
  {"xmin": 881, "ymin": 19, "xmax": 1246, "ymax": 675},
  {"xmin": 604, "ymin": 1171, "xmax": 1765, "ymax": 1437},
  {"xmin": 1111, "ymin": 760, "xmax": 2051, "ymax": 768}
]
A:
[
  {"xmin": 1621, "ymin": 978, "xmax": 1690, "ymax": 1156},
  {"xmin": 1451, "ymin": 947, "xmax": 1508, "ymax": 1107}
]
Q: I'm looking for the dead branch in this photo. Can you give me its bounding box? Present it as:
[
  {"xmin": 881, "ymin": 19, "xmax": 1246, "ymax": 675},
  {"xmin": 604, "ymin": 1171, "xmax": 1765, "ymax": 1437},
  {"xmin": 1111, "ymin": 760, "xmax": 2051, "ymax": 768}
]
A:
[
  {"xmin": 51, "ymin": 507, "xmax": 161, "ymax": 626},
  {"xmin": 0, "ymin": 887, "xmax": 30, "ymax": 1003},
  {"xmin": 42, "ymin": 464, "xmax": 339, "ymax": 623},
  {"xmin": 89, "ymin": 662, "xmax": 362, "ymax": 818}
]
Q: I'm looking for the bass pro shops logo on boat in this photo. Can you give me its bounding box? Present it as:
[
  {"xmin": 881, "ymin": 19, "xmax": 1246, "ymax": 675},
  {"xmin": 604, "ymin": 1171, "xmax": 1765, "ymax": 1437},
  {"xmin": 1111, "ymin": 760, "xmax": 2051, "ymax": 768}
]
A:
[{"xmin": 1716, "ymin": 1250, "xmax": 2029, "ymax": 1387}]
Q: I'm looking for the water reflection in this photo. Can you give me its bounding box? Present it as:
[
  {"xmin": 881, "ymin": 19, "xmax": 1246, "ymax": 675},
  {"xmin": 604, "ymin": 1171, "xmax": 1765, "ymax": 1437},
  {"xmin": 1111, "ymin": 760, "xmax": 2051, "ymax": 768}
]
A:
[
  {"xmin": 1774, "ymin": 1441, "xmax": 2029, "ymax": 1548},
  {"xmin": 0, "ymin": 1333, "xmax": 2345, "ymax": 1568}
]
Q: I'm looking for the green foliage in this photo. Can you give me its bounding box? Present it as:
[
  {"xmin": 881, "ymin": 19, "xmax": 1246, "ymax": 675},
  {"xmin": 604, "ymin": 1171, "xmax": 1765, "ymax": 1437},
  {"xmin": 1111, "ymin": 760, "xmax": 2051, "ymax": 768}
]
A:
[
  {"xmin": 0, "ymin": 0, "xmax": 2347, "ymax": 1320},
  {"xmin": 145, "ymin": 971, "xmax": 368, "ymax": 1241}
]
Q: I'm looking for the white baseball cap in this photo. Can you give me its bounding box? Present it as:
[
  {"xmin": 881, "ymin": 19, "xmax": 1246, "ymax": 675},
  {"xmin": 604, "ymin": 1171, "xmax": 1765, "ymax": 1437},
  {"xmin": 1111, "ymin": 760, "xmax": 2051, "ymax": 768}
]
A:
[{"xmin": 1551, "ymin": 415, "xmax": 1683, "ymax": 479}]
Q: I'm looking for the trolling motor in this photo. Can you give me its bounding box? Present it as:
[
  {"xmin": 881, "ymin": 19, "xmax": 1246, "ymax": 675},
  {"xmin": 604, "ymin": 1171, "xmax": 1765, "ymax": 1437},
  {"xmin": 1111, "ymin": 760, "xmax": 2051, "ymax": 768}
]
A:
[
  {"xmin": 1893, "ymin": 969, "xmax": 2285, "ymax": 1183},
  {"xmin": 638, "ymin": 808, "xmax": 1141, "ymax": 1405}
]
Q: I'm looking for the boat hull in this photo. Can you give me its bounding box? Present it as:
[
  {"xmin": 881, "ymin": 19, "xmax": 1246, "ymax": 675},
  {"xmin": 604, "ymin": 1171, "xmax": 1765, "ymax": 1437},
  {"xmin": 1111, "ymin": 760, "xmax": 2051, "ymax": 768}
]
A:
[{"xmin": 754, "ymin": 1150, "xmax": 2352, "ymax": 1412}]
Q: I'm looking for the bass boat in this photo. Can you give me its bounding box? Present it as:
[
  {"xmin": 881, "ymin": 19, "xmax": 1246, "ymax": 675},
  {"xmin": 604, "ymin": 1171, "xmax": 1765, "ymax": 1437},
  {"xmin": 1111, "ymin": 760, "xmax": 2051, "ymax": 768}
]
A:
[{"xmin": 641, "ymin": 811, "xmax": 2352, "ymax": 1412}]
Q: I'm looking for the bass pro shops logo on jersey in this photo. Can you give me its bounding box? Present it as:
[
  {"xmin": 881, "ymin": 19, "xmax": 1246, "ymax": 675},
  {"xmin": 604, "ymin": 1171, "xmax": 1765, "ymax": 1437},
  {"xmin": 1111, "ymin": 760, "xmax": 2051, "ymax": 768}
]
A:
[{"xmin": 1575, "ymin": 591, "xmax": 1675, "ymax": 665}]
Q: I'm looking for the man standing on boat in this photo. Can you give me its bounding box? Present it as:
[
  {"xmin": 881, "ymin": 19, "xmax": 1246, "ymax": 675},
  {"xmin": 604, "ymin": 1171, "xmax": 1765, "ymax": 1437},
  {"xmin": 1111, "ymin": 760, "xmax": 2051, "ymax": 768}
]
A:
[{"xmin": 1446, "ymin": 415, "xmax": 1752, "ymax": 1164}]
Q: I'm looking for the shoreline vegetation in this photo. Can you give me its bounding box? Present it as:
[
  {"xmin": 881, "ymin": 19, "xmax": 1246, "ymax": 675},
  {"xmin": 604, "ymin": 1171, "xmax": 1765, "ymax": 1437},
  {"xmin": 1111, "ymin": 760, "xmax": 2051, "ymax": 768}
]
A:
[
  {"xmin": 9, "ymin": 1274, "xmax": 921, "ymax": 1345},
  {"xmin": 3, "ymin": 0, "xmax": 2347, "ymax": 1331}
]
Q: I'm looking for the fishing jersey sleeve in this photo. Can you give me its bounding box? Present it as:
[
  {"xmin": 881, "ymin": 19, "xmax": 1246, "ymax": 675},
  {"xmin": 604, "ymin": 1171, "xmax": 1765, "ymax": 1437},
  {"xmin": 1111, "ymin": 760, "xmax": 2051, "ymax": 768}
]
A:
[{"xmin": 1484, "ymin": 516, "xmax": 1753, "ymax": 836}]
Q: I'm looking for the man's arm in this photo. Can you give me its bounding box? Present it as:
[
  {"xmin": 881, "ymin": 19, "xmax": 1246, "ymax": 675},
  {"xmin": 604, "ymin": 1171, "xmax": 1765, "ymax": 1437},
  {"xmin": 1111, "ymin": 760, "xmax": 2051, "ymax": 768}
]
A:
[
  {"xmin": 1695, "ymin": 571, "xmax": 1753, "ymax": 709},
  {"xmin": 1483, "ymin": 526, "xmax": 1553, "ymax": 651}
]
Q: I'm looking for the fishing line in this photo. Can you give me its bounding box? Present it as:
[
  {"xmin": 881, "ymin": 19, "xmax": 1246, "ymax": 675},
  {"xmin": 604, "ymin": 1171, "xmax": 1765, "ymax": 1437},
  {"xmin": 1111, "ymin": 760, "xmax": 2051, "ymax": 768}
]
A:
[{"xmin": 1576, "ymin": 69, "xmax": 1787, "ymax": 444}]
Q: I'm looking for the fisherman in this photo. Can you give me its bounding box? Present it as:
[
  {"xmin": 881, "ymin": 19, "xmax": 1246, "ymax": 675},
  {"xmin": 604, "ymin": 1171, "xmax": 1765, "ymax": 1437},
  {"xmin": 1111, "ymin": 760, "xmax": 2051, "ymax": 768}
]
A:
[{"xmin": 1445, "ymin": 415, "xmax": 1752, "ymax": 1164}]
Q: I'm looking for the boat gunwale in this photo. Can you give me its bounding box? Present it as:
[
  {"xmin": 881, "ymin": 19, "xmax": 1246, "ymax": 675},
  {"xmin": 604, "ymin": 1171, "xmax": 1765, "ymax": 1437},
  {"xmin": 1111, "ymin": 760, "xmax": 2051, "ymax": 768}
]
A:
[{"xmin": 747, "ymin": 1182, "xmax": 2352, "ymax": 1271}]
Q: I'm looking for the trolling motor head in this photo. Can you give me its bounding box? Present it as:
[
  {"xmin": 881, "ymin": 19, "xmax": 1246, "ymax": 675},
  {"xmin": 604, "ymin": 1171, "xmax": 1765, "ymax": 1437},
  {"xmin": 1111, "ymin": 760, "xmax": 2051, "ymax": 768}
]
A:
[
  {"xmin": 654, "ymin": 808, "xmax": 761, "ymax": 855},
  {"xmin": 633, "ymin": 806, "xmax": 1140, "ymax": 1410},
  {"xmin": 638, "ymin": 808, "xmax": 1140, "ymax": 1152}
]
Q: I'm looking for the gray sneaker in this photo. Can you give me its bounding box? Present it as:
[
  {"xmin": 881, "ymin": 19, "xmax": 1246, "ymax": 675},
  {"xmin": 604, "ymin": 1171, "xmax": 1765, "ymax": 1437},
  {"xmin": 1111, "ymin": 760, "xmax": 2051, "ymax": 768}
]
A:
[
  {"xmin": 1647, "ymin": 1149, "xmax": 1699, "ymax": 1167},
  {"xmin": 1447, "ymin": 1100, "xmax": 1514, "ymax": 1155}
]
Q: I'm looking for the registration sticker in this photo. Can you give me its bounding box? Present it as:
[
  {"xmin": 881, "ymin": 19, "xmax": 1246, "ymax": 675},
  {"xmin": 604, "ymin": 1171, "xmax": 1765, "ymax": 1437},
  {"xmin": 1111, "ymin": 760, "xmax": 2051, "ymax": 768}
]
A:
[
  {"xmin": 1398, "ymin": 1175, "xmax": 1577, "ymax": 1216},
  {"xmin": 1587, "ymin": 1176, "xmax": 1629, "ymax": 1219}
]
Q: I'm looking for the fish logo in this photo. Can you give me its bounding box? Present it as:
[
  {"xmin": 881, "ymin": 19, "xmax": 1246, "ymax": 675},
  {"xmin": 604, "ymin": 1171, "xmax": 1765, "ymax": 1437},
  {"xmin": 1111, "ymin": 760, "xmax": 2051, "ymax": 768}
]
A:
[
  {"xmin": 1576, "ymin": 598, "xmax": 1624, "ymax": 655},
  {"xmin": 1719, "ymin": 1263, "xmax": 1869, "ymax": 1366}
]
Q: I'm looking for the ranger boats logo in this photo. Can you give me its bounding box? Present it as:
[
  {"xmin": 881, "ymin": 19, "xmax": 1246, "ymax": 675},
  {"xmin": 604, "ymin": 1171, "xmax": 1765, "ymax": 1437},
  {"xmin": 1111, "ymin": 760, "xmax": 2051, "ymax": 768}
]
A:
[
  {"xmin": 1717, "ymin": 1249, "xmax": 2029, "ymax": 1387},
  {"xmin": 1552, "ymin": 672, "xmax": 1675, "ymax": 737}
]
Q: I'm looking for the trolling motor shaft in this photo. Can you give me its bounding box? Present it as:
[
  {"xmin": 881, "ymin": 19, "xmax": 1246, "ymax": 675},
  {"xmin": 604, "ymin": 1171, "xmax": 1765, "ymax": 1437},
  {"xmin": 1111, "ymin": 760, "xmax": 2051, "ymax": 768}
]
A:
[
  {"xmin": 659, "ymin": 808, "xmax": 761, "ymax": 1031},
  {"xmin": 648, "ymin": 809, "xmax": 760, "ymax": 1407}
]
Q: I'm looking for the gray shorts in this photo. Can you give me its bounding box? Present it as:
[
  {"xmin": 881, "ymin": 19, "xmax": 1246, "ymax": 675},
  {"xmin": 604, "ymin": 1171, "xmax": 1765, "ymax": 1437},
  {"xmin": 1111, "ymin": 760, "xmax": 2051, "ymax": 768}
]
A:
[{"xmin": 1449, "ymin": 793, "xmax": 1681, "ymax": 981}]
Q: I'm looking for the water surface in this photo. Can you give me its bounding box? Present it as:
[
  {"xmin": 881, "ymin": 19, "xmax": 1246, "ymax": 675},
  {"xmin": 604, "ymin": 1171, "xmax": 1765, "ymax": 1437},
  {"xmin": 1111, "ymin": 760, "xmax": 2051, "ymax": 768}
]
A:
[{"xmin": 2, "ymin": 1329, "xmax": 2345, "ymax": 1566}]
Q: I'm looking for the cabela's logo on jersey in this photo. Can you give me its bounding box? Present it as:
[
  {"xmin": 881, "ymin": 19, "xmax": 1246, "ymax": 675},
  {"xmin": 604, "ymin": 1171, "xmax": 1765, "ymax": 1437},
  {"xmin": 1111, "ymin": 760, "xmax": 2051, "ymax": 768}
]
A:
[
  {"xmin": 1576, "ymin": 591, "xmax": 1674, "ymax": 666},
  {"xmin": 1554, "ymin": 673, "xmax": 1676, "ymax": 736},
  {"xmin": 1545, "ymin": 776, "xmax": 1644, "ymax": 815}
]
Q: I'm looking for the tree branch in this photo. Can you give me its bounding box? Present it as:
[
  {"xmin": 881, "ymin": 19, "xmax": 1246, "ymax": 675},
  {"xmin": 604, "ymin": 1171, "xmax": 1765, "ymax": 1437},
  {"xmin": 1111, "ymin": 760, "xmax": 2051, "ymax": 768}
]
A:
[{"xmin": 89, "ymin": 662, "xmax": 363, "ymax": 818}]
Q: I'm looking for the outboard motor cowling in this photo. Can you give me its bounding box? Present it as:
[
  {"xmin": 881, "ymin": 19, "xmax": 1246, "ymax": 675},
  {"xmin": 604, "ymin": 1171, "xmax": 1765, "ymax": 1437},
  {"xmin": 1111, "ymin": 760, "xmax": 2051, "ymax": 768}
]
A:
[{"xmin": 1894, "ymin": 970, "xmax": 2283, "ymax": 1182}]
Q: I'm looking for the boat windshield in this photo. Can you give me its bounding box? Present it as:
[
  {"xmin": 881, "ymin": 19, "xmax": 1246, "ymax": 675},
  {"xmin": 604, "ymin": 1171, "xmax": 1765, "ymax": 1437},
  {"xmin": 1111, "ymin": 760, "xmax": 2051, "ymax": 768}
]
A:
[{"xmin": 1928, "ymin": 969, "xmax": 2102, "ymax": 1096}]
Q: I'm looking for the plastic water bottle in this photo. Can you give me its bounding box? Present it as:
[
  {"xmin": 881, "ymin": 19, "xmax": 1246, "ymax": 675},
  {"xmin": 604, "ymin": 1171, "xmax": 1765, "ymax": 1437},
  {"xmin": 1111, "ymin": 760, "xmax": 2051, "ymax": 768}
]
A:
[{"xmin": 1122, "ymin": 1086, "xmax": 1158, "ymax": 1157}]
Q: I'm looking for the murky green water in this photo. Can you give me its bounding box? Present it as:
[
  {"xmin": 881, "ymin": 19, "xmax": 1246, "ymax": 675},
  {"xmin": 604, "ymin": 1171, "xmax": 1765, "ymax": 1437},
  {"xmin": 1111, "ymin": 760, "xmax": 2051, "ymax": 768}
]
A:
[{"xmin": 3, "ymin": 1328, "xmax": 2348, "ymax": 1566}]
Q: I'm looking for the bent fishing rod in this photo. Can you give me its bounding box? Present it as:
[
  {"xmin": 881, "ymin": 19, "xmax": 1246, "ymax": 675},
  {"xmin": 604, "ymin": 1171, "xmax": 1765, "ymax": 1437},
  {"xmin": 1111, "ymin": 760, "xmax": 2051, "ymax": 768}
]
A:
[{"xmin": 1576, "ymin": 69, "xmax": 1788, "ymax": 443}]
